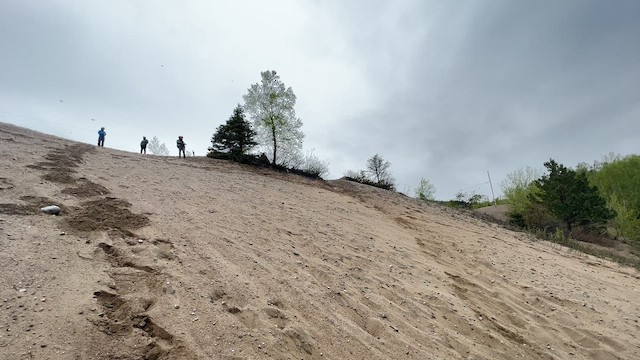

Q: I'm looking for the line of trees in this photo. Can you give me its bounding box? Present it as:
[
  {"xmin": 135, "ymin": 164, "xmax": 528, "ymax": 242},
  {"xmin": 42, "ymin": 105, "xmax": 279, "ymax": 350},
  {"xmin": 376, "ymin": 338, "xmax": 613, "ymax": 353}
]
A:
[
  {"xmin": 206, "ymin": 70, "xmax": 433, "ymax": 194},
  {"xmin": 208, "ymin": 72, "xmax": 638, "ymax": 237},
  {"xmin": 207, "ymin": 70, "xmax": 328, "ymax": 178},
  {"xmin": 502, "ymin": 155, "xmax": 639, "ymax": 244}
]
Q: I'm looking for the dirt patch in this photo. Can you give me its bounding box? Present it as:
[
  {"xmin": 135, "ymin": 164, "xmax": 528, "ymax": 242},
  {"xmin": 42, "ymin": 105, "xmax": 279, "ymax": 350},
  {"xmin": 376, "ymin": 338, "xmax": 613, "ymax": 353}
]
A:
[
  {"xmin": 98, "ymin": 243, "xmax": 156, "ymax": 273},
  {"xmin": 41, "ymin": 170, "xmax": 77, "ymax": 184},
  {"xmin": 0, "ymin": 177, "xmax": 13, "ymax": 190},
  {"xmin": 32, "ymin": 144, "xmax": 93, "ymax": 185},
  {"xmin": 43, "ymin": 144, "xmax": 93, "ymax": 169},
  {"xmin": 91, "ymin": 290, "xmax": 195, "ymax": 360},
  {"xmin": 88, "ymin": 233, "xmax": 196, "ymax": 360},
  {"xmin": 26, "ymin": 162, "xmax": 52, "ymax": 171},
  {"xmin": 475, "ymin": 204, "xmax": 509, "ymax": 222},
  {"xmin": 19, "ymin": 195, "xmax": 70, "ymax": 212},
  {"xmin": 63, "ymin": 198, "xmax": 149, "ymax": 234},
  {"xmin": 0, "ymin": 196, "xmax": 69, "ymax": 216},
  {"xmin": 62, "ymin": 179, "xmax": 110, "ymax": 198},
  {"xmin": 284, "ymin": 327, "xmax": 317, "ymax": 355},
  {"xmin": 0, "ymin": 203, "xmax": 37, "ymax": 215},
  {"xmin": 572, "ymin": 229, "xmax": 618, "ymax": 247},
  {"xmin": 394, "ymin": 216, "xmax": 416, "ymax": 229},
  {"xmin": 91, "ymin": 291, "xmax": 132, "ymax": 336},
  {"xmin": 31, "ymin": 145, "xmax": 111, "ymax": 198}
]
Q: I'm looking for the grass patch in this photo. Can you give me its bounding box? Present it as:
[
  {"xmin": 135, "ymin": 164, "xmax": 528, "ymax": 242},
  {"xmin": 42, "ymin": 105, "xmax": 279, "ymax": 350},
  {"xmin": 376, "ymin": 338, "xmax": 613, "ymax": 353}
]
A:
[
  {"xmin": 545, "ymin": 234, "xmax": 640, "ymax": 271},
  {"xmin": 343, "ymin": 176, "xmax": 395, "ymax": 191},
  {"xmin": 466, "ymin": 206, "xmax": 640, "ymax": 271}
]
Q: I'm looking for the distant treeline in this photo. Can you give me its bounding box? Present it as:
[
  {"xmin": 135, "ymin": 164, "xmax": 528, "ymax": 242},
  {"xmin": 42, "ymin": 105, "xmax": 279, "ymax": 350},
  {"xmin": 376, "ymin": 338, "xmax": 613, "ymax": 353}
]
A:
[{"xmin": 501, "ymin": 154, "xmax": 640, "ymax": 245}]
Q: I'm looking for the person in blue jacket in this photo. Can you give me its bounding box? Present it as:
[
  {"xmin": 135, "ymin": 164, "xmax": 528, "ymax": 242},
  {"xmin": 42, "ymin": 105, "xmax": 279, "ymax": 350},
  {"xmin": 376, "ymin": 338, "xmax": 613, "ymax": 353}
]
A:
[{"xmin": 97, "ymin": 127, "xmax": 106, "ymax": 147}]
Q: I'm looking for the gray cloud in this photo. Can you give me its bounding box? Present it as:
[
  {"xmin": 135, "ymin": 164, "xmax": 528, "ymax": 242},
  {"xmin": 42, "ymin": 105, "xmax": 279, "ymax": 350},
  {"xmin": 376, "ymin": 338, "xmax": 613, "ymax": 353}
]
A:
[
  {"xmin": 318, "ymin": 0, "xmax": 640, "ymax": 198},
  {"xmin": 1, "ymin": 0, "xmax": 638, "ymax": 199}
]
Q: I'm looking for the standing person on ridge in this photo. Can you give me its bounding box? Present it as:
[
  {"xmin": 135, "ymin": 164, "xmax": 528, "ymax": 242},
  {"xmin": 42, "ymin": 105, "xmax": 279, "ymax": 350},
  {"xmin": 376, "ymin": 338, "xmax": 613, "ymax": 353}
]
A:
[
  {"xmin": 140, "ymin": 136, "xmax": 149, "ymax": 154},
  {"xmin": 97, "ymin": 127, "xmax": 106, "ymax": 147},
  {"xmin": 177, "ymin": 136, "xmax": 186, "ymax": 158}
]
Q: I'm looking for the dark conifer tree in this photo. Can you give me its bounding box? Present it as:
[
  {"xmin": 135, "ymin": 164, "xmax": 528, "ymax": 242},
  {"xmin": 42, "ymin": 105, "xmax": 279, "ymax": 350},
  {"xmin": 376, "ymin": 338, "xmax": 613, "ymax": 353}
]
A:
[
  {"xmin": 209, "ymin": 105, "xmax": 258, "ymax": 156},
  {"xmin": 534, "ymin": 159, "xmax": 614, "ymax": 231}
]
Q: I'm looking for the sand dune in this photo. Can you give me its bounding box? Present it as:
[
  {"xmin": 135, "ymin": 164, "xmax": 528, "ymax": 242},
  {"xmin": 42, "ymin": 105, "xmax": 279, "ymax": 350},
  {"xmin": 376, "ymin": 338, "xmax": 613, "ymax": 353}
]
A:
[{"xmin": 0, "ymin": 122, "xmax": 638, "ymax": 359}]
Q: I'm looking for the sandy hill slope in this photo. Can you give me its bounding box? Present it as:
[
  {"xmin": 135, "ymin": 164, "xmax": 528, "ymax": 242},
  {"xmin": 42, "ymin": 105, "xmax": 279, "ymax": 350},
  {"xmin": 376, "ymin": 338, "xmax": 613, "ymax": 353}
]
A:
[
  {"xmin": 475, "ymin": 205, "xmax": 509, "ymax": 223},
  {"xmin": 0, "ymin": 122, "xmax": 638, "ymax": 360}
]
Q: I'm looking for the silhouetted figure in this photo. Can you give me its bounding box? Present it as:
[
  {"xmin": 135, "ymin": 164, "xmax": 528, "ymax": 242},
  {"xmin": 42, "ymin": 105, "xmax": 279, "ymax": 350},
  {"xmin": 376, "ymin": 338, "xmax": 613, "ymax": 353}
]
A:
[
  {"xmin": 97, "ymin": 127, "xmax": 106, "ymax": 147},
  {"xmin": 177, "ymin": 136, "xmax": 186, "ymax": 158},
  {"xmin": 140, "ymin": 136, "xmax": 148, "ymax": 154}
]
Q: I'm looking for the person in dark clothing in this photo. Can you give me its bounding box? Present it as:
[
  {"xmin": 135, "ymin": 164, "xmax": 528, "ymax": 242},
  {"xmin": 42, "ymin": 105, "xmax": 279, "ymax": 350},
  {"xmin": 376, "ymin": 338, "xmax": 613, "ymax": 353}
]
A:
[
  {"xmin": 140, "ymin": 136, "xmax": 149, "ymax": 154},
  {"xmin": 177, "ymin": 136, "xmax": 186, "ymax": 158},
  {"xmin": 97, "ymin": 127, "xmax": 106, "ymax": 147}
]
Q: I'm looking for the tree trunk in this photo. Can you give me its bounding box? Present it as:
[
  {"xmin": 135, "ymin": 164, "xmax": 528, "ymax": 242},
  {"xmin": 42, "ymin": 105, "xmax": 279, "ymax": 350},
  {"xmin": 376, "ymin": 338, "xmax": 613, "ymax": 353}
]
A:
[{"xmin": 271, "ymin": 125, "xmax": 277, "ymax": 166}]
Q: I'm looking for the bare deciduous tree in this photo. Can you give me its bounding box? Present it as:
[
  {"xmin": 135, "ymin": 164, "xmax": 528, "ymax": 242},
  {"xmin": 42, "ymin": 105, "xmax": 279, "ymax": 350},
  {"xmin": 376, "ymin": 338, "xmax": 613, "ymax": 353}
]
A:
[
  {"xmin": 243, "ymin": 70, "xmax": 304, "ymax": 166},
  {"xmin": 366, "ymin": 154, "xmax": 393, "ymax": 184}
]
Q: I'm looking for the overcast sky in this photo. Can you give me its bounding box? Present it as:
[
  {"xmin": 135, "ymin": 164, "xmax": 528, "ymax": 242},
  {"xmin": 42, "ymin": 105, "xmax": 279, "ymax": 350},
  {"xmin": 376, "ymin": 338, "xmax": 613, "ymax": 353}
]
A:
[{"xmin": 1, "ymin": 0, "xmax": 638, "ymax": 200}]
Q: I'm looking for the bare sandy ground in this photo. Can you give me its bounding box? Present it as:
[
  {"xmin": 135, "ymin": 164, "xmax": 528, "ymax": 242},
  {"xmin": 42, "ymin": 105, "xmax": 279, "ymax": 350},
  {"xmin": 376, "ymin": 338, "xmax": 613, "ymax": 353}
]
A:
[
  {"xmin": 0, "ymin": 122, "xmax": 639, "ymax": 360},
  {"xmin": 475, "ymin": 205, "xmax": 509, "ymax": 223}
]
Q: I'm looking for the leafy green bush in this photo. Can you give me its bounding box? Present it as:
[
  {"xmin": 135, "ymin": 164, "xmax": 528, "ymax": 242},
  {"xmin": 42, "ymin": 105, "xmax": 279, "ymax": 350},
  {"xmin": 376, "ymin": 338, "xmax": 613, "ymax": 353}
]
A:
[
  {"xmin": 589, "ymin": 155, "xmax": 640, "ymax": 242},
  {"xmin": 415, "ymin": 178, "xmax": 436, "ymax": 201},
  {"xmin": 450, "ymin": 192, "xmax": 487, "ymax": 209},
  {"xmin": 471, "ymin": 197, "xmax": 508, "ymax": 209},
  {"xmin": 501, "ymin": 167, "xmax": 542, "ymax": 225}
]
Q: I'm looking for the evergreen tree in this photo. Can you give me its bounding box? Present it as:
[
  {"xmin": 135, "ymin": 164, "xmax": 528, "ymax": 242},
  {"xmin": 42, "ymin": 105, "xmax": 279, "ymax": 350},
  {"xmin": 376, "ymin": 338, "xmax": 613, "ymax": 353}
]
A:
[
  {"xmin": 209, "ymin": 105, "xmax": 257, "ymax": 156},
  {"xmin": 534, "ymin": 159, "xmax": 614, "ymax": 231}
]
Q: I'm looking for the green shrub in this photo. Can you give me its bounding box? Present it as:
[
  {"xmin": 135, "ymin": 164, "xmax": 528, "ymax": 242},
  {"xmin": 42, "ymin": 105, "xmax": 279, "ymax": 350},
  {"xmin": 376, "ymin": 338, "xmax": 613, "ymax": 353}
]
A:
[
  {"xmin": 208, "ymin": 151, "xmax": 324, "ymax": 179},
  {"xmin": 344, "ymin": 176, "xmax": 396, "ymax": 191},
  {"xmin": 207, "ymin": 151, "xmax": 269, "ymax": 166},
  {"xmin": 590, "ymin": 155, "xmax": 640, "ymax": 242},
  {"xmin": 502, "ymin": 167, "xmax": 543, "ymax": 226}
]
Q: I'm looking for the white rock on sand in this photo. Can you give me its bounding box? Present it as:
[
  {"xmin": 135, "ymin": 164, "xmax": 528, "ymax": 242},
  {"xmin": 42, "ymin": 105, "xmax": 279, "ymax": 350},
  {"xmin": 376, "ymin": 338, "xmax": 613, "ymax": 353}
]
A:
[{"xmin": 40, "ymin": 205, "xmax": 61, "ymax": 215}]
